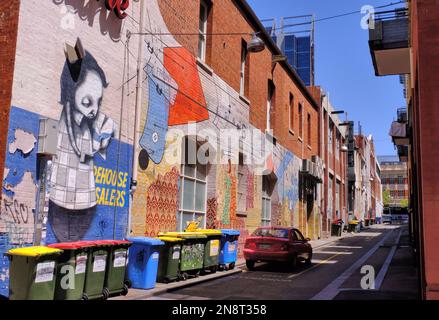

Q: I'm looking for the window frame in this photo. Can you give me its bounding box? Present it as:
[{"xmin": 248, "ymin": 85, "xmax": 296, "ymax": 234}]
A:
[
  {"xmin": 240, "ymin": 40, "xmax": 248, "ymax": 97},
  {"xmin": 261, "ymin": 176, "xmax": 272, "ymax": 226},
  {"xmin": 289, "ymin": 93, "xmax": 294, "ymax": 133},
  {"xmin": 298, "ymin": 103, "xmax": 303, "ymax": 139},
  {"xmin": 198, "ymin": 0, "xmax": 209, "ymax": 62},
  {"xmin": 178, "ymin": 137, "xmax": 208, "ymax": 231}
]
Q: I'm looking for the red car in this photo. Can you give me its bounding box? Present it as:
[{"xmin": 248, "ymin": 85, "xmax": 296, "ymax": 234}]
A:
[{"xmin": 243, "ymin": 227, "xmax": 313, "ymax": 270}]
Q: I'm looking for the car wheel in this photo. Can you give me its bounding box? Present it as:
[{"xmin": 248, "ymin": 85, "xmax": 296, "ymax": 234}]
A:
[
  {"xmin": 305, "ymin": 253, "xmax": 312, "ymax": 267},
  {"xmin": 246, "ymin": 260, "xmax": 255, "ymax": 270},
  {"xmin": 290, "ymin": 254, "xmax": 298, "ymax": 270}
]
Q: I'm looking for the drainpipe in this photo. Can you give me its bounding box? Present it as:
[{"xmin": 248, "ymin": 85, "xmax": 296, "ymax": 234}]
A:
[{"xmin": 128, "ymin": 0, "xmax": 146, "ymax": 237}]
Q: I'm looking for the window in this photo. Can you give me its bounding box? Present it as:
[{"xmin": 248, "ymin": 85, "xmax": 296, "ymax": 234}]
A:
[
  {"xmin": 328, "ymin": 123, "xmax": 333, "ymax": 154},
  {"xmin": 240, "ymin": 40, "xmax": 248, "ymax": 96},
  {"xmin": 289, "ymin": 93, "xmax": 294, "ymax": 132},
  {"xmin": 307, "ymin": 113, "xmax": 311, "ymax": 146},
  {"xmin": 293, "ymin": 229, "xmax": 305, "ymax": 241},
  {"xmin": 198, "ymin": 0, "xmax": 209, "ymax": 61},
  {"xmin": 336, "ymin": 133, "xmax": 340, "ymax": 160},
  {"xmin": 178, "ymin": 137, "xmax": 207, "ymax": 231},
  {"xmin": 398, "ymin": 190, "xmax": 404, "ymax": 198},
  {"xmin": 398, "ymin": 176, "xmax": 404, "ymax": 185},
  {"xmin": 261, "ymin": 176, "xmax": 272, "ymax": 226},
  {"xmin": 298, "ymin": 103, "xmax": 303, "ymax": 138},
  {"xmin": 267, "ymin": 80, "xmax": 275, "ymax": 131},
  {"xmin": 237, "ymin": 153, "xmax": 246, "ymax": 213}
]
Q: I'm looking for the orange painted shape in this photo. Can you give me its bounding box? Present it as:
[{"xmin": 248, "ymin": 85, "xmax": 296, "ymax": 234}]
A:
[{"xmin": 164, "ymin": 47, "xmax": 209, "ymax": 126}]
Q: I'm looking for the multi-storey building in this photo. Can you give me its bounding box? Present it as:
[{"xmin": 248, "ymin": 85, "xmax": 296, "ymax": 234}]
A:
[
  {"xmin": 0, "ymin": 0, "xmax": 330, "ymax": 296},
  {"xmin": 378, "ymin": 156, "xmax": 409, "ymax": 207},
  {"xmin": 368, "ymin": 0, "xmax": 439, "ymax": 299}
]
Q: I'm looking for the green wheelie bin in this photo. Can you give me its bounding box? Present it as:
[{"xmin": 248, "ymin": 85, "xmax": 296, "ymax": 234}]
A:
[
  {"xmin": 79, "ymin": 240, "xmax": 112, "ymax": 300},
  {"xmin": 196, "ymin": 229, "xmax": 222, "ymax": 274},
  {"xmin": 6, "ymin": 246, "xmax": 63, "ymax": 300},
  {"xmin": 158, "ymin": 232, "xmax": 207, "ymax": 280},
  {"xmin": 47, "ymin": 242, "xmax": 94, "ymax": 300},
  {"xmin": 156, "ymin": 236, "xmax": 184, "ymax": 283},
  {"xmin": 100, "ymin": 240, "xmax": 132, "ymax": 298}
]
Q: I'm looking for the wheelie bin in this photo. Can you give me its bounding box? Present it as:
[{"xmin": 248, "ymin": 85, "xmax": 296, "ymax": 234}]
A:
[
  {"xmin": 48, "ymin": 242, "xmax": 94, "ymax": 300},
  {"xmin": 79, "ymin": 240, "xmax": 112, "ymax": 300},
  {"xmin": 6, "ymin": 246, "xmax": 63, "ymax": 300},
  {"xmin": 218, "ymin": 229, "xmax": 240, "ymax": 271},
  {"xmin": 156, "ymin": 236, "xmax": 184, "ymax": 283},
  {"xmin": 196, "ymin": 229, "xmax": 222, "ymax": 274},
  {"xmin": 159, "ymin": 232, "xmax": 207, "ymax": 280},
  {"xmin": 126, "ymin": 237, "xmax": 164, "ymax": 290},
  {"xmin": 100, "ymin": 240, "xmax": 132, "ymax": 298}
]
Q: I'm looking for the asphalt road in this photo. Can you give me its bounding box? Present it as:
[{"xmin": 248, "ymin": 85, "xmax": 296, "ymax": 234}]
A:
[{"xmin": 146, "ymin": 224, "xmax": 409, "ymax": 300}]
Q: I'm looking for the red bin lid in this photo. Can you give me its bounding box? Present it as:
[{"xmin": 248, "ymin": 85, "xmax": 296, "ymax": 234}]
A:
[
  {"xmin": 73, "ymin": 241, "xmax": 97, "ymax": 248},
  {"xmin": 48, "ymin": 242, "xmax": 83, "ymax": 250}
]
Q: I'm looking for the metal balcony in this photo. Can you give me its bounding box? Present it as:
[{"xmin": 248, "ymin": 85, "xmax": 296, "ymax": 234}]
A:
[
  {"xmin": 390, "ymin": 108, "xmax": 409, "ymax": 146},
  {"xmin": 369, "ymin": 8, "xmax": 410, "ymax": 76}
]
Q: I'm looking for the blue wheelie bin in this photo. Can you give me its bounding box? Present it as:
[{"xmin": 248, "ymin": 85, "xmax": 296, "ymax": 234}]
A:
[
  {"xmin": 219, "ymin": 229, "xmax": 240, "ymax": 271},
  {"xmin": 126, "ymin": 237, "xmax": 164, "ymax": 290}
]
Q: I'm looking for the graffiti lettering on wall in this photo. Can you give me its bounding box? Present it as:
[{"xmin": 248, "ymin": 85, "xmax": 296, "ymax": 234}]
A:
[
  {"xmin": 94, "ymin": 166, "xmax": 129, "ymax": 207},
  {"xmin": 144, "ymin": 167, "xmax": 179, "ymax": 237}
]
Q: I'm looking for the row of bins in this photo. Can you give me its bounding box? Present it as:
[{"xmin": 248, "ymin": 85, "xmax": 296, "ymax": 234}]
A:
[
  {"xmin": 6, "ymin": 240, "xmax": 131, "ymax": 300},
  {"xmin": 127, "ymin": 229, "xmax": 240, "ymax": 289},
  {"xmin": 5, "ymin": 229, "xmax": 240, "ymax": 299}
]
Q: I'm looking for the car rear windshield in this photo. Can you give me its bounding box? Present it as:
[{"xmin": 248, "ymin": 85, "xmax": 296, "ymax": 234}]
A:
[{"xmin": 252, "ymin": 228, "xmax": 289, "ymax": 238}]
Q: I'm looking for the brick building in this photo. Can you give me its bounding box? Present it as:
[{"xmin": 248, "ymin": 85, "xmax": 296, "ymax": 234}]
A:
[
  {"xmin": 378, "ymin": 155, "xmax": 408, "ymax": 207},
  {"xmin": 368, "ymin": 0, "xmax": 439, "ymax": 299},
  {"xmin": 0, "ymin": 0, "xmax": 336, "ymax": 296}
]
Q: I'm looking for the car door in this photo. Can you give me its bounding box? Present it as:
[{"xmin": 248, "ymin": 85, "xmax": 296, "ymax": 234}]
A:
[{"xmin": 293, "ymin": 230, "xmax": 309, "ymax": 260}]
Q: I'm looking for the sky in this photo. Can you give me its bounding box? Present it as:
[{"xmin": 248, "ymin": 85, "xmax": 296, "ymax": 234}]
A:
[{"xmin": 247, "ymin": 0, "xmax": 406, "ymax": 157}]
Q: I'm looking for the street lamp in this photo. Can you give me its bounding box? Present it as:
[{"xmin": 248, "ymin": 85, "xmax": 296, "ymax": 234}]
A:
[{"xmin": 247, "ymin": 33, "xmax": 266, "ymax": 53}]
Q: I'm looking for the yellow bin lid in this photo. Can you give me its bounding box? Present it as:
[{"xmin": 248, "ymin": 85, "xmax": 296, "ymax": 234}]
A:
[
  {"xmin": 158, "ymin": 232, "xmax": 207, "ymax": 239},
  {"xmin": 195, "ymin": 229, "xmax": 222, "ymax": 235},
  {"xmin": 7, "ymin": 246, "xmax": 63, "ymax": 257},
  {"xmin": 156, "ymin": 236, "xmax": 184, "ymax": 243}
]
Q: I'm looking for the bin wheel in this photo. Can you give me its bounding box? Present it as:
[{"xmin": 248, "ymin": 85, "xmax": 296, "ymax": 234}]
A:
[
  {"xmin": 181, "ymin": 272, "xmax": 189, "ymax": 280},
  {"xmin": 195, "ymin": 271, "xmax": 200, "ymax": 278},
  {"xmin": 229, "ymin": 262, "xmax": 235, "ymax": 270},
  {"xmin": 122, "ymin": 284, "xmax": 129, "ymax": 296},
  {"xmin": 163, "ymin": 277, "xmax": 170, "ymax": 284},
  {"xmin": 102, "ymin": 287, "xmax": 110, "ymax": 300},
  {"xmin": 218, "ymin": 264, "xmax": 225, "ymax": 271},
  {"xmin": 82, "ymin": 293, "xmax": 89, "ymax": 301},
  {"xmin": 210, "ymin": 265, "xmax": 218, "ymax": 274},
  {"xmin": 124, "ymin": 279, "xmax": 132, "ymax": 288}
]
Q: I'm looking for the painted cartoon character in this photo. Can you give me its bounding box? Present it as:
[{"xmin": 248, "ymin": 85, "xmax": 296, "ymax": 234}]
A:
[{"xmin": 49, "ymin": 49, "xmax": 116, "ymax": 212}]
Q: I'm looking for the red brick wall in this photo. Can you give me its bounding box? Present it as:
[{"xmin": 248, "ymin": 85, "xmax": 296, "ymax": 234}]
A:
[
  {"xmin": 0, "ymin": 0, "xmax": 20, "ymax": 191},
  {"xmin": 158, "ymin": 0, "xmax": 320, "ymax": 161},
  {"xmin": 412, "ymin": 0, "xmax": 439, "ymax": 300}
]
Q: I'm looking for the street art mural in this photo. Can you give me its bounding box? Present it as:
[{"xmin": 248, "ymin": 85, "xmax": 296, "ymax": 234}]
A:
[
  {"xmin": 143, "ymin": 167, "xmax": 179, "ymax": 237},
  {"xmin": 44, "ymin": 48, "xmax": 132, "ymax": 243},
  {"xmin": 131, "ymin": 0, "xmax": 320, "ymax": 253},
  {"xmin": 0, "ymin": 107, "xmax": 39, "ymax": 297}
]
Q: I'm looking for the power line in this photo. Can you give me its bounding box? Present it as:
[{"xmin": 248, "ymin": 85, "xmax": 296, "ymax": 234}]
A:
[{"xmin": 271, "ymin": 1, "xmax": 406, "ymax": 32}]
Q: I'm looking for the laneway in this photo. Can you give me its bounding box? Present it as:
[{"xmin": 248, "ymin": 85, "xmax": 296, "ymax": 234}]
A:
[{"xmin": 146, "ymin": 225, "xmax": 416, "ymax": 300}]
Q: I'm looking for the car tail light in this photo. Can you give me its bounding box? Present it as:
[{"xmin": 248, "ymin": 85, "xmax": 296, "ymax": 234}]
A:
[{"xmin": 245, "ymin": 241, "xmax": 256, "ymax": 249}]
